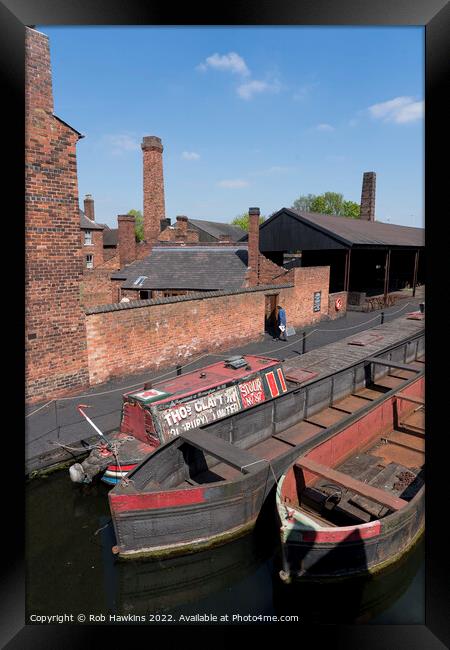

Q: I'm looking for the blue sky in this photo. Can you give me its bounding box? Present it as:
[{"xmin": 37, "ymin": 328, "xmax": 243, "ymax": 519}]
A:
[{"xmin": 39, "ymin": 26, "xmax": 424, "ymax": 228}]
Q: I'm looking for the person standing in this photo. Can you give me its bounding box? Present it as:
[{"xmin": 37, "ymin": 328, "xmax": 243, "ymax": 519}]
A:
[{"xmin": 277, "ymin": 305, "xmax": 287, "ymax": 341}]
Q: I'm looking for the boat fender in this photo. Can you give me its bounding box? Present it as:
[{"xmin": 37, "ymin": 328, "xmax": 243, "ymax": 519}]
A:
[
  {"xmin": 335, "ymin": 297, "xmax": 343, "ymax": 311},
  {"xmin": 69, "ymin": 463, "xmax": 89, "ymax": 484}
]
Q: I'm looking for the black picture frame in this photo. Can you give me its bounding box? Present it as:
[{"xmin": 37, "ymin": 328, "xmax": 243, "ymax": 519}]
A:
[{"xmin": 2, "ymin": 0, "xmax": 448, "ymax": 647}]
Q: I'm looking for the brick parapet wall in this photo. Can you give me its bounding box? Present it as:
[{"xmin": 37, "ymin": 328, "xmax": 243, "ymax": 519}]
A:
[
  {"xmin": 85, "ymin": 267, "xmax": 330, "ymax": 385},
  {"xmin": 328, "ymin": 291, "xmax": 348, "ymax": 319},
  {"xmin": 80, "ymin": 269, "xmax": 119, "ymax": 308},
  {"xmin": 25, "ymin": 27, "xmax": 90, "ymax": 402}
]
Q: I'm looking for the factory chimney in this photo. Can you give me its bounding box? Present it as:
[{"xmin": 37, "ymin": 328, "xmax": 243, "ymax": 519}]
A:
[
  {"xmin": 141, "ymin": 136, "xmax": 165, "ymax": 243},
  {"xmin": 247, "ymin": 207, "xmax": 260, "ymax": 285},
  {"xmin": 360, "ymin": 172, "xmax": 376, "ymax": 221}
]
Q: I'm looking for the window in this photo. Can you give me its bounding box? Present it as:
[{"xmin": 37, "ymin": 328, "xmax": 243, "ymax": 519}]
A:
[
  {"xmin": 84, "ymin": 230, "xmax": 92, "ymax": 245},
  {"xmin": 133, "ymin": 276, "xmax": 148, "ymax": 287},
  {"xmin": 86, "ymin": 254, "xmax": 93, "ymax": 269},
  {"xmin": 313, "ymin": 291, "xmax": 321, "ymax": 312},
  {"xmin": 139, "ymin": 290, "xmax": 151, "ymax": 300}
]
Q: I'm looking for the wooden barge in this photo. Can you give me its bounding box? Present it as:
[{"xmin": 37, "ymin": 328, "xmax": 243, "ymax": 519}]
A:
[
  {"xmin": 276, "ymin": 365, "xmax": 424, "ymax": 581},
  {"xmin": 108, "ymin": 332, "xmax": 424, "ymax": 560},
  {"xmin": 69, "ymin": 355, "xmax": 291, "ymax": 485}
]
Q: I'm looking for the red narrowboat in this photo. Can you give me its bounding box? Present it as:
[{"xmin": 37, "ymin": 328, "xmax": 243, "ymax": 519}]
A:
[
  {"xmin": 108, "ymin": 335, "xmax": 424, "ymax": 560},
  {"xmin": 276, "ymin": 365, "xmax": 424, "ymax": 582},
  {"xmin": 69, "ymin": 355, "xmax": 289, "ymax": 485}
]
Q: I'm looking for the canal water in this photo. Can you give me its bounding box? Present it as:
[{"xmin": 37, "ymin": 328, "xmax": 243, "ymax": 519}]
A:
[{"xmin": 26, "ymin": 470, "xmax": 424, "ymax": 625}]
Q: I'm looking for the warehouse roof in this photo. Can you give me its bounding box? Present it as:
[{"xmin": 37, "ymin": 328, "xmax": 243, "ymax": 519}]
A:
[
  {"xmin": 262, "ymin": 208, "xmax": 424, "ymax": 248},
  {"xmin": 188, "ymin": 219, "xmax": 246, "ymax": 242},
  {"xmin": 113, "ymin": 246, "xmax": 249, "ymax": 291}
]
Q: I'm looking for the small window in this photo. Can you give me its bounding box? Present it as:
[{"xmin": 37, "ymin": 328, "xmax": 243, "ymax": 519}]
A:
[
  {"xmin": 313, "ymin": 291, "xmax": 321, "ymax": 312},
  {"xmin": 133, "ymin": 276, "xmax": 148, "ymax": 287},
  {"xmin": 139, "ymin": 290, "xmax": 151, "ymax": 300},
  {"xmin": 84, "ymin": 230, "xmax": 92, "ymax": 245},
  {"xmin": 86, "ymin": 254, "xmax": 93, "ymax": 269}
]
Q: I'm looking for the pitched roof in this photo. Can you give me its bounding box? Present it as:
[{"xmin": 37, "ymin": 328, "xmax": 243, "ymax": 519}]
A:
[
  {"xmin": 264, "ymin": 208, "xmax": 424, "ymax": 248},
  {"xmin": 102, "ymin": 228, "xmax": 118, "ymax": 246},
  {"xmin": 113, "ymin": 246, "xmax": 249, "ymax": 291},
  {"xmin": 188, "ymin": 219, "xmax": 246, "ymax": 242},
  {"xmin": 79, "ymin": 209, "xmax": 103, "ymax": 230}
]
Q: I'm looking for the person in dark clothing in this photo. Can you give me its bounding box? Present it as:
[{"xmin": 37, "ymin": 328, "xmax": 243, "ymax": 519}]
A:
[{"xmin": 277, "ymin": 305, "xmax": 287, "ymax": 341}]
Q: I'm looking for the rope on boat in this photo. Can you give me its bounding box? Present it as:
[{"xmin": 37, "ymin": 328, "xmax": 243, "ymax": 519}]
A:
[{"xmin": 240, "ymin": 458, "xmax": 280, "ymax": 488}]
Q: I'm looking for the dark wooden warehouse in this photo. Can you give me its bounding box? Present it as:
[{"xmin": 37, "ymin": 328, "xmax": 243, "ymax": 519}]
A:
[{"xmin": 258, "ymin": 208, "xmax": 425, "ymax": 303}]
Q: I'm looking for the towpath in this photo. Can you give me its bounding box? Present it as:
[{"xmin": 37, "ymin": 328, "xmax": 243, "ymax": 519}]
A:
[{"xmin": 25, "ymin": 288, "xmax": 424, "ymax": 472}]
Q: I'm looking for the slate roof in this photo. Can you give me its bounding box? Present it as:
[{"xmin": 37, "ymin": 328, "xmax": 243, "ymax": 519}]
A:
[
  {"xmin": 102, "ymin": 228, "xmax": 118, "ymax": 246},
  {"xmin": 79, "ymin": 209, "xmax": 104, "ymax": 230},
  {"xmin": 188, "ymin": 219, "xmax": 246, "ymax": 242},
  {"xmin": 113, "ymin": 246, "xmax": 249, "ymax": 291},
  {"xmin": 265, "ymin": 208, "xmax": 424, "ymax": 248}
]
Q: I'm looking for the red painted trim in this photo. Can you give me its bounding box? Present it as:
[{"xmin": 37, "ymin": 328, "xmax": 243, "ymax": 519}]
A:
[
  {"xmin": 277, "ymin": 368, "xmax": 287, "ymax": 392},
  {"xmin": 109, "ymin": 487, "xmax": 205, "ymax": 513},
  {"xmin": 266, "ymin": 371, "xmax": 280, "ymax": 398},
  {"xmin": 106, "ymin": 464, "xmax": 137, "ymax": 472},
  {"xmin": 302, "ymin": 521, "xmax": 381, "ymax": 543}
]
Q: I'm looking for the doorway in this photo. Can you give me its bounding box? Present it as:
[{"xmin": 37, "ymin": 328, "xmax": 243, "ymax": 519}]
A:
[{"xmin": 265, "ymin": 293, "xmax": 279, "ymax": 336}]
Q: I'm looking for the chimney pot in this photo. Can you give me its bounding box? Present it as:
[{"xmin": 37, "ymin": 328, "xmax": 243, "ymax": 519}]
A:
[{"xmin": 83, "ymin": 194, "xmax": 95, "ymax": 221}]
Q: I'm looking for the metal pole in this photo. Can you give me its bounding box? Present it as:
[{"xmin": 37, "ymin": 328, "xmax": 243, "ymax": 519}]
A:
[
  {"xmin": 302, "ymin": 331, "xmax": 306, "ymax": 354},
  {"xmin": 344, "ymin": 250, "xmax": 348, "ymax": 292},
  {"xmin": 412, "ymin": 250, "xmax": 419, "ymax": 298},
  {"xmin": 383, "ymin": 249, "xmax": 391, "ymax": 305}
]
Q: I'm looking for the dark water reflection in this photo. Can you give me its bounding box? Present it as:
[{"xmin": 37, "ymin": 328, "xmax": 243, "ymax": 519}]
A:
[{"xmin": 26, "ymin": 471, "xmax": 424, "ymax": 624}]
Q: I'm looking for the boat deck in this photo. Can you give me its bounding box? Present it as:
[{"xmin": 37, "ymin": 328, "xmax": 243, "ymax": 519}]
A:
[{"xmin": 193, "ymin": 360, "xmax": 424, "ymax": 486}]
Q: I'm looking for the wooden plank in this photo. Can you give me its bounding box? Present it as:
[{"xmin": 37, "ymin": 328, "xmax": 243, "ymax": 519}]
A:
[
  {"xmin": 395, "ymin": 395, "xmax": 425, "ymax": 406},
  {"xmin": 180, "ymin": 429, "xmax": 263, "ymax": 472},
  {"xmin": 365, "ymin": 357, "xmax": 422, "ymax": 373},
  {"xmin": 295, "ymin": 457, "xmax": 408, "ymax": 511},
  {"xmin": 305, "ymin": 408, "xmax": 346, "ymax": 428}
]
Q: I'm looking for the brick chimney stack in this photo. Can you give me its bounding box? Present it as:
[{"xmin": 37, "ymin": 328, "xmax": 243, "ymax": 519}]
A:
[
  {"xmin": 118, "ymin": 214, "xmax": 136, "ymax": 267},
  {"xmin": 84, "ymin": 194, "xmax": 95, "ymax": 221},
  {"xmin": 141, "ymin": 136, "xmax": 165, "ymax": 244},
  {"xmin": 176, "ymin": 216, "xmax": 188, "ymax": 235},
  {"xmin": 248, "ymin": 207, "xmax": 260, "ymax": 285},
  {"xmin": 360, "ymin": 172, "xmax": 376, "ymax": 222}
]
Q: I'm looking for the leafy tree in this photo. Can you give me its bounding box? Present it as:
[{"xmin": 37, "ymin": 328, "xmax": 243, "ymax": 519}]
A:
[
  {"xmin": 292, "ymin": 192, "xmax": 360, "ymax": 219},
  {"xmin": 231, "ymin": 212, "xmax": 265, "ymax": 232},
  {"xmin": 127, "ymin": 209, "xmax": 144, "ymax": 241},
  {"xmin": 292, "ymin": 193, "xmax": 316, "ymax": 212}
]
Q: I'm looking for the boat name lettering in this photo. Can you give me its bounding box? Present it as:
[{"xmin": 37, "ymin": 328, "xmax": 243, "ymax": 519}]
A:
[{"xmin": 238, "ymin": 377, "xmax": 266, "ymax": 408}]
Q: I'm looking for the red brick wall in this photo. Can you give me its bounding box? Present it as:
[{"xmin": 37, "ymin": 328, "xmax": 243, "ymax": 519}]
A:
[
  {"xmin": 80, "ymin": 270, "xmax": 118, "ymax": 308},
  {"xmin": 85, "ymin": 266, "xmax": 330, "ymax": 384},
  {"xmin": 328, "ymin": 291, "xmax": 348, "ymax": 319},
  {"xmin": 25, "ymin": 27, "xmax": 89, "ymax": 402},
  {"xmin": 80, "ymin": 228, "xmax": 104, "ymax": 268},
  {"xmin": 142, "ymin": 136, "xmax": 165, "ymax": 244}
]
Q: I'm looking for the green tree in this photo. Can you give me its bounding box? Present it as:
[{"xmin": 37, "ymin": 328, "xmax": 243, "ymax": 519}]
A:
[
  {"xmin": 292, "ymin": 193, "xmax": 317, "ymax": 212},
  {"xmin": 231, "ymin": 212, "xmax": 265, "ymax": 231},
  {"xmin": 127, "ymin": 209, "xmax": 144, "ymax": 242},
  {"xmin": 292, "ymin": 192, "xmax": 360, "ymax": 219}
]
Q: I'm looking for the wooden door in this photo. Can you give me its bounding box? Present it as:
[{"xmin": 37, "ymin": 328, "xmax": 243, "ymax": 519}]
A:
[{"xmin": 265, "ymin": 294, "xmax": 279, "ymax": 334}]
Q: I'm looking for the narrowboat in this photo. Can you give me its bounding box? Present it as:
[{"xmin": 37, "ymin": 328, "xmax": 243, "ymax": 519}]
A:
[
  {"xmin": 108, "ymin": 334, "xmax": 424, "ymax": 560},
  {"xmin": 69, "ymin": 355, "xmax": 290, "ymax": 485},
  {"xmin": 276, "ymin": 365, "xmax": 424, "ymax": 582}
]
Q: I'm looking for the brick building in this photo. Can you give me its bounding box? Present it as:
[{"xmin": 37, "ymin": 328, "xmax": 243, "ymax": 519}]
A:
[
  {"xmin": 79, "ymin": 195, "xmax": 104, "ymax": 269},
  {"xmin": 25, "ymin": 27, "xmax": 89, "ymax": 401}
]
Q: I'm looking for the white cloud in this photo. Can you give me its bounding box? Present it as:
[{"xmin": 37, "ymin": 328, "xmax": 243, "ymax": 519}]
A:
[
  {"xmin": 368, "ymin": 96, "xmax": 424, "ymax": 124},
  {"xmin": 103, "ymin": 134, "xmax": 140, "ymax": 155},
  {"xmin": 237, "ymin": 79, "xmax": 281, "ymax": 100},
  {"xmin": 197, "ymin": 52, "xmax": 250, "ymax": 76},
  {"xmin": 292, "ymin": 82, "xmax": 319, "ymax": 102},
  {"xmin": 251, "ymin": 165, "xmax": 297, "ymax": 177},
  {"xmin": 217, "ymin": 179, "xmax": 249, "ymax": 189},
  {"xmin": 316, "ymin": 123, "xmax": 335, "ymax": 132},
  {"xmin": 181, "ymin": 151, "xmax": 200, "ymax": 160}
]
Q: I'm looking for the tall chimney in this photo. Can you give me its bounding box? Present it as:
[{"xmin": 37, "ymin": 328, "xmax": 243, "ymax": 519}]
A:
[
  {"xmin": 360, "ymin": 172, "xmax": 376, "ymax": 222},
  {"xmin": 248, "ymin": 207, "xmax": 260, "ymax": 286},
  {"xmin": 141, "ymin": 136, "xmax": 165, "ymax": 244},
  {"xmin": 118, "ymin": 214, "xmax": 136, "ymax": 267},
  {"xmin": 84, "ymin": 194, "xmax": 95, "ymax": 221}
]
